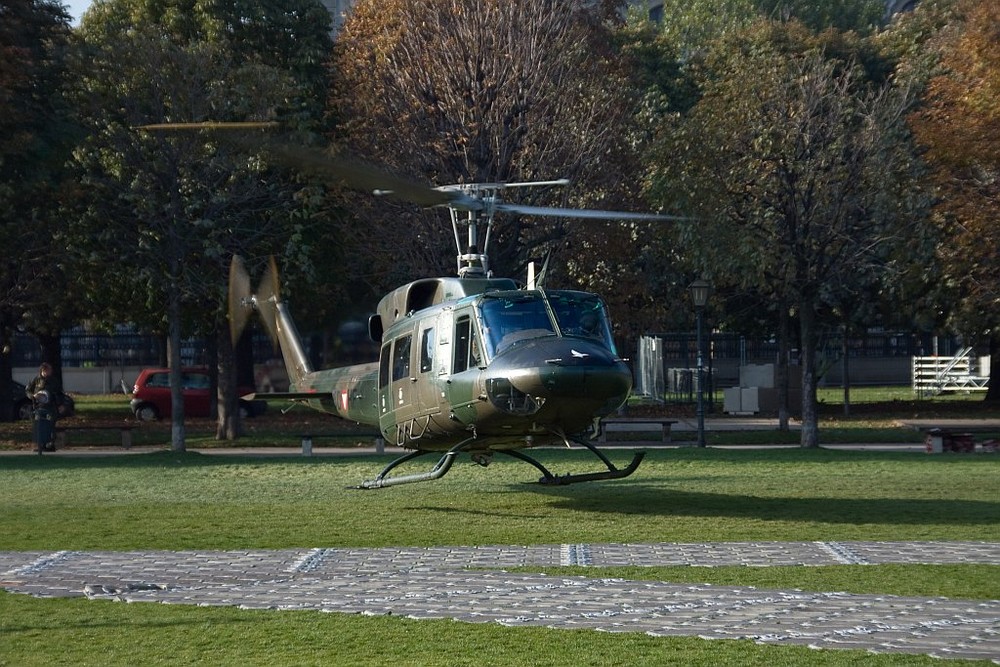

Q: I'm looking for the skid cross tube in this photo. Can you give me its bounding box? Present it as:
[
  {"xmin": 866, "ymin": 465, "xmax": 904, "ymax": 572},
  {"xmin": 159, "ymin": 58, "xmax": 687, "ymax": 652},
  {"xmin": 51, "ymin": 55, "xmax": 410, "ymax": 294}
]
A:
[
  {"xmin": 497, "ymin": 448, "xmax": 558, "ymax": 481},
  {"xmin": 538, "ymin": 449, "xmax": 646, "ymax": 485},
  {"xmin": 535, "ymin": 437, "xmax": 647, "ymax": 485},
  {"xmin": 355, "ymin": 438, "xmax": 477, "ymax": 489}
]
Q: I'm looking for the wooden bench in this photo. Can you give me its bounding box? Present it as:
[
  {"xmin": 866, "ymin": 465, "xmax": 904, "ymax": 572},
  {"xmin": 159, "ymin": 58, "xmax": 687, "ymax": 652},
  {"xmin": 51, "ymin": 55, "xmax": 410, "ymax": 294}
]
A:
[
  {"xmin": 299, "ymin": 434, "xmax": 385, "ymax": 456},
  {"xmin": 54, "ymin": 424, "xmax": 137, "ymax": 449},
  {"xmin": 599, "ymin": 418, "xmax": 678, "ymax": 445}
]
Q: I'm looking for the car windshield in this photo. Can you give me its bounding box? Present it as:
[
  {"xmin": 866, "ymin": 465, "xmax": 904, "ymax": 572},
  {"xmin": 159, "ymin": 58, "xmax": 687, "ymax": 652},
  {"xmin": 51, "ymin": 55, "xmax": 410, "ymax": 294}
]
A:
[{"xmin": 479, "ymin": 292, "xmax": 556, "ymax": 356}]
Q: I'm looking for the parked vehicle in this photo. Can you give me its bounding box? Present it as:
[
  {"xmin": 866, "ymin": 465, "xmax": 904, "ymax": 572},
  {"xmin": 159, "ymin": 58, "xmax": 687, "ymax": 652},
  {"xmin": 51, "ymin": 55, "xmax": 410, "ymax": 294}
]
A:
[
  {"xmin": 129, "ymin": 368, "xmax": 265, "ymax": 421},
  {"xmin": 10, "ymin": 381, "xmax": 32, "ymax": 420},
  {"xmin": 9, "ymin": 380, "xmax": 75, "ymax": 420}
]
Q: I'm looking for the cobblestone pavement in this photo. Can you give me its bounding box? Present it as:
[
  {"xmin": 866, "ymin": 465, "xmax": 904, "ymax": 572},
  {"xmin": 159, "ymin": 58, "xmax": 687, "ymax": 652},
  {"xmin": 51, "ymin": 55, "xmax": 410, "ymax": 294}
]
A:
[{"xmin": 2, "ymin": 541, "xmax": 998, "ymax": 662}]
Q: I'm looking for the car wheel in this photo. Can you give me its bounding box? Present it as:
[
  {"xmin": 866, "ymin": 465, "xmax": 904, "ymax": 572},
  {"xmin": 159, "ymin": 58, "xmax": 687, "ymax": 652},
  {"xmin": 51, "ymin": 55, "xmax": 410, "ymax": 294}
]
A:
[
  {"xmin": 135, "ymin": 404, "xmax": 159, "ymax": 421},
  {"xmin": 15, "ymin": 400, "xmax": 32, "ymax": 421},
  {"xmin": 238, "ymin": 401, "xmax": 251, "ymax": 419}
]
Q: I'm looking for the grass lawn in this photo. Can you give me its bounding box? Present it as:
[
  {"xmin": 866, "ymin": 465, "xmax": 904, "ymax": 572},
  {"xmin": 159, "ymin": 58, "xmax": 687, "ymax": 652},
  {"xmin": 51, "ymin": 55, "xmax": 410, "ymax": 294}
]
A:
[
  {"xmin": 0, "ymin": 394, "xmax": 997, "ymax": 665},
  {"xmin": 2, "ymin": 591, "xmax": 968, "ymax": 667}
]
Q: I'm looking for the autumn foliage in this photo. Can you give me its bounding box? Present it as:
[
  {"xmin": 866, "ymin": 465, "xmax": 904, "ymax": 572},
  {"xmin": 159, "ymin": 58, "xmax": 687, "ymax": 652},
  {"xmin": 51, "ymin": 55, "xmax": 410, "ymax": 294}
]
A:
[{"xmin": 908, "ymin": 0, "xmax": 1000, "ymax": 399}]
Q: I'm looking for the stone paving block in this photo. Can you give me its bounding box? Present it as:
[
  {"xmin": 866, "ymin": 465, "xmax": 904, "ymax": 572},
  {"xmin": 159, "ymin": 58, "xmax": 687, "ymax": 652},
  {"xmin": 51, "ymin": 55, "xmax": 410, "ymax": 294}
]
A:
[{"xmin": 2, "ymin": 543, "xmax": 999, "ymax": 661}]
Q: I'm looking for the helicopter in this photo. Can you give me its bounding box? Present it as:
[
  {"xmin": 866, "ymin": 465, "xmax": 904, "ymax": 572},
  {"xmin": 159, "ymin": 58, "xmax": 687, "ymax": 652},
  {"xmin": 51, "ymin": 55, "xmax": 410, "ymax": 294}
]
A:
[{"xmin": 146, "ymin": 124, "xmax": 681, "ymax": 488}]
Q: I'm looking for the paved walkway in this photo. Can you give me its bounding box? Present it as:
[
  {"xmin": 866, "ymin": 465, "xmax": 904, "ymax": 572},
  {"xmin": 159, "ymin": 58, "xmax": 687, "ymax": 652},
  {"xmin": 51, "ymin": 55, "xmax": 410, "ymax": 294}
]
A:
[{"xmin": 3, "ymin": 541, "xmax": 998, "ymax": 662}]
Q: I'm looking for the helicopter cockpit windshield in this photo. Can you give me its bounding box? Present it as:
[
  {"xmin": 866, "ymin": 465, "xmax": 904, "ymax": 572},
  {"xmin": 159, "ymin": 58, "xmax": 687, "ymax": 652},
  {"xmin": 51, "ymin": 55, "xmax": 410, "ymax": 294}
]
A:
[
  {"xmin": 479, "ymin": 293, "xmax": 556, "ymax": 357},
  {"xmin": 478, "ymin": 290, "xmax": 617, "ymax": 358},
  {"xmin": 547, "ymin": 291, "xmax": 617, "ymax": 353}
]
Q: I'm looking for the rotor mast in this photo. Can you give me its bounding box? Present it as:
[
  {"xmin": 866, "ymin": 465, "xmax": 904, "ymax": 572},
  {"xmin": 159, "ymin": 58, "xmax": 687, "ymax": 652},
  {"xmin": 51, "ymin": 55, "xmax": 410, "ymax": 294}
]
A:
[
  {"xmin": 448, "ymin": 185, "xmax": 496, "ymax": 279},
  {"xmin": 442, "ymin": 180, "xmax": 569, "ymax": 279}
]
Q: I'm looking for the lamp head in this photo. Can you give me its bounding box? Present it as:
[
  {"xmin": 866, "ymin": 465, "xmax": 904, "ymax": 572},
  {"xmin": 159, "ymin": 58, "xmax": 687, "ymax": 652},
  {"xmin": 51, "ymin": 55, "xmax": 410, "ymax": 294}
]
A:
[{"xmin": 689, "ymin": 279, "xmax": 712, "ymax": 308}]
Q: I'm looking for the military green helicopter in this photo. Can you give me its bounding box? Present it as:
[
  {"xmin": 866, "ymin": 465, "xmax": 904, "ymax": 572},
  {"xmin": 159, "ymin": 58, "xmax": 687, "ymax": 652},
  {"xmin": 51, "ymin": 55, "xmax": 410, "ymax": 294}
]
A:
[
  {"xmin": 229, "ymin": 174, "xmax": 682, "ymax": 489},
  {"xmin": 147, "ymin": 124, "xmax": 678, "ymax": 488}
]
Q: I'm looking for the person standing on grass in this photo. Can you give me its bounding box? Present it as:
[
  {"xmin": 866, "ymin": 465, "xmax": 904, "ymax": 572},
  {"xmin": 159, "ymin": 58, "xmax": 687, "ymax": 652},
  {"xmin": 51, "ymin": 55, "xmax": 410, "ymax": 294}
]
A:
[{"xmin": 26, "ymin": 362, "xmax": 61, "ymax": 454}]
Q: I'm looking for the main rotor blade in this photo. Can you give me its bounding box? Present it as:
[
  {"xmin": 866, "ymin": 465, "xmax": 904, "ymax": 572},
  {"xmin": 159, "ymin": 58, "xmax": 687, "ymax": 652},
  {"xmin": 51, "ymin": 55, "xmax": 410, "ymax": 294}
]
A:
[
  {"xmin": 494, "ymin": 203, "xmax": 691, "ymax": 221},
  {"xmin": 138, "ymin": 123, "xmax": 472, "ymax": 209},
  {"xmin": 259, "ymin": 142, "xmax": 469, "ymax": 208}
]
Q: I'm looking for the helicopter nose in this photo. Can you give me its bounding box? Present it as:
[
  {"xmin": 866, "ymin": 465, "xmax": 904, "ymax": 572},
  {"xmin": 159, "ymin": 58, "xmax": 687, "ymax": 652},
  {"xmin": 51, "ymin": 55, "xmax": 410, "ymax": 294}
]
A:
[{"xmin": 483, "ymin": 338, "xmax": 632, "ymax": 415}]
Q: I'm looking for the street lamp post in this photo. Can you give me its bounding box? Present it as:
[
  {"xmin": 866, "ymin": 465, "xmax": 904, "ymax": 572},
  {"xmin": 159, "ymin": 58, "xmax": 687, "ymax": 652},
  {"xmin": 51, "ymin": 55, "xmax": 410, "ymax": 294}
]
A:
[{"xmin": 689, "ymin": 279, "xmax": 712, "ymax": 448}]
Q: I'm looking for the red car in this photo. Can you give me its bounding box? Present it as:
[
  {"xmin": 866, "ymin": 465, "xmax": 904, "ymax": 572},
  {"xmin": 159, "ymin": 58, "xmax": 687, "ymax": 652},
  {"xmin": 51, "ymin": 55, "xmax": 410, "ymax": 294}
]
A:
[{"xmin": 129, "ymin": 368, "xmax": 264, "ymax": 421}]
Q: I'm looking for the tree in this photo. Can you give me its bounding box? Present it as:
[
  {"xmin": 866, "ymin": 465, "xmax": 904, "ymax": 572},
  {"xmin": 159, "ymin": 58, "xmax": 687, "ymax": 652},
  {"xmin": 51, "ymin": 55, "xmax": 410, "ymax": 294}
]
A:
[
  {"xmin": 908, "ymin": 0, "xmax": 1000, "ymax": 401},
  {"xmin": 0, "ymin": 0, "xmax": 75, "ymax": 419},
  {"xmin": 647, "ymin": 0, "xmax": 885, "ymax": 60},
  {"xmin": 755, "ymin": 0, "xmax": 886, "ymax": 33},
  {"xmin": 646, "ymin": 0, "xmax": 757, "ymax": 59},
  {"xmin": 330, "ymin": 0, "xmax": 643, "ymax": 301},
  {"xmin": 647, "ymin": 21, "xmax": 928, "ymax": 446},
  {"xmin": 72, "ymin": 0, "xmax": 334, "ymax": 446}
]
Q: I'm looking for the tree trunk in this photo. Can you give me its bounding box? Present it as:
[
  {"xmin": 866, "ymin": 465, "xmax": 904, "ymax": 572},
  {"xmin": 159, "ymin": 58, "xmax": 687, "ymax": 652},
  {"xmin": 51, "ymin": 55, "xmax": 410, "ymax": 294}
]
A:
[
  {"xmin": 0, "ymin": 327, "xmax": 14, "ymax": 422},
  {"xmin": 235, "ymin": 327, "xmax": 255, "ymax": 389},
  {"xmin": 986, "ymin": 333, "xmax": 999, "ymax": 403},
  {"xmin": 842, "ymin": 327, "xmax": 850, "ymax": 417},
  {"xmin": 216, "ymin": 321, "xmax": 242, "ymax": 441},
  {"xmin": 37, "ymin": 333, "xmax": 62, "ymax": 384},
  {"xmin": 777, "ymin": 301, "xmax": 790, "ymax": 431},
  {"xmin": 799, "ymin": 301, "xmax": 820, "ymax": 448},
  {"xmin": 206, "ymin": 334, "xmax": 218, "ymax": 420},
  {"xmin": 167, "ymin": 239, "xmax": 185, "ymax": 453}
]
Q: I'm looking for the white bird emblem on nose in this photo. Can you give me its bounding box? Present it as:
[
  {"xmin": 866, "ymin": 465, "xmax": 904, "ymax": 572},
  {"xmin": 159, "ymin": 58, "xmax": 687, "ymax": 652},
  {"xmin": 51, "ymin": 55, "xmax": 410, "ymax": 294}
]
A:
[{"xmin": 571, "ymin": 349, "xmax": 589, "ymax": 359}]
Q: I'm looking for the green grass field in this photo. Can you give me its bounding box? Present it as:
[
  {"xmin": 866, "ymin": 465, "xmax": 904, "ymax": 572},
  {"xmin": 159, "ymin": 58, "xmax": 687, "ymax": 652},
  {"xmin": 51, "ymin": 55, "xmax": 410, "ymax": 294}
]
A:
[{"xmin": 1, "ymin": 394, "xmax": 998, "ymax": 665}]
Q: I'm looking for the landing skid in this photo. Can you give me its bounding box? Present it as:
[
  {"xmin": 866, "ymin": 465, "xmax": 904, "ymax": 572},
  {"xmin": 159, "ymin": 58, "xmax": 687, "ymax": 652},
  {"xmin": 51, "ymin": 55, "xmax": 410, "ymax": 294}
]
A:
[
  {"xmin": 355, "ymin": 436, "xmax": 645, "ymax": 489},
  {"xmin": 355, "ymin": 437, "xmax": 474, "ymax": 489},
  {"xmin": 501, "ymin": 437, "xmax": 646, "ymax": 485}
]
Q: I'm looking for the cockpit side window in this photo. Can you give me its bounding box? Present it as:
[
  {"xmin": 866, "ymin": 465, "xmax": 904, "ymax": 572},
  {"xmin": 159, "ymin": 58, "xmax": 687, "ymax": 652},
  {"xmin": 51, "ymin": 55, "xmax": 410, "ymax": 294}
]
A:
[
  {"xmin": 378, "ymin": 343, "xmax": 391, "ymax": 388},
  {"xmin": 419, "ymin": 327, "xmax": 435, "ymax": 373},
  {"xmin": 454, "ymin": 315, "xmax": 481, "ymax": 373},
  {"xmin": 391, "ymin": 334, "xmax": 412, "ymax": 382}
]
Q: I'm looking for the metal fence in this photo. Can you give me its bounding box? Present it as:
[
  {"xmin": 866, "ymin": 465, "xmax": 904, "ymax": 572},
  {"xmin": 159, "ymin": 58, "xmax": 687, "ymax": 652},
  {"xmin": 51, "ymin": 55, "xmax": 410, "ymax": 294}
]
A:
[
  {"xmin": 634, "ymin": 331, "xmax": 976, "ymax": 405},
  {"xmin": 11, "ymin": 330, "xmax": 278, "ymax": 370},
  {"xmin": 11, "ymin": 329, "xmax": 984, "ymax": 406}
]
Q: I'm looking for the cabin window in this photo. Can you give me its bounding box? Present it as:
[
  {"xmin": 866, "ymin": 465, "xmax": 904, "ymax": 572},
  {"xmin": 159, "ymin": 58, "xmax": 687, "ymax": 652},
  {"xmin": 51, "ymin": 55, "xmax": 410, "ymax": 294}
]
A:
[
  {"xmin": 420, "ymin": 327, "xmax": 435, "ymax": 373},
  {"xmin": 454, "ymin": 317, "xmax": 471, "ymax": 373},
  {"xmin": 391, "ymin": 334, "xmax": 412, "ymax": 382},
  {"xmin": 378, "ymin": 343, "xmax": 391, "ymax": 388}
]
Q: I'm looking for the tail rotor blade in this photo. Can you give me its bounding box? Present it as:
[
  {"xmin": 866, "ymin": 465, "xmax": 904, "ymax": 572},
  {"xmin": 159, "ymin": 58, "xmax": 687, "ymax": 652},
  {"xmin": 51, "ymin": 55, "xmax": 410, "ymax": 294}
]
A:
[
  {"xmin": 228, "ymin": 255, "xmax": 252, "ymax": 347},
  {"xmin": 255, "ymin": 256, "xmax": 281, "ymax": 346}
]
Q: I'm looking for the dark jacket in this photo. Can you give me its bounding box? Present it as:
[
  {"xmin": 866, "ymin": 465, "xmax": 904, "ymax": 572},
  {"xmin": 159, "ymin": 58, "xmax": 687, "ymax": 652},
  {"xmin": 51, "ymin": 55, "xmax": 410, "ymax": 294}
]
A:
[{"xmin": 26, "ymin": 373, "xmax": 63, "ymax": 413}]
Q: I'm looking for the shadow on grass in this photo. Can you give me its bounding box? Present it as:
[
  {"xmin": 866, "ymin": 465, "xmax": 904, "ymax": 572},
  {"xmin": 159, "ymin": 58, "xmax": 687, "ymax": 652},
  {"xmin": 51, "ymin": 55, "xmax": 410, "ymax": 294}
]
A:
[
  {"xmin": 527, "ymin": 484, "xmax": 1000, "ymax": 527},
  {"xmin": 3, "ymin": 449, "xmax": 998, "ymax": 531}
]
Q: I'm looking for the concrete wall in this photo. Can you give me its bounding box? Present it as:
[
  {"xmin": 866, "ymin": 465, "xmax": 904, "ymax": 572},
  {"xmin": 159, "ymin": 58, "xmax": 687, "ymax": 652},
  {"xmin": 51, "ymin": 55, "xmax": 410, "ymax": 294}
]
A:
[{"xmin": 15, "ymin": 367, "xmax": 145, "ymax": 394}]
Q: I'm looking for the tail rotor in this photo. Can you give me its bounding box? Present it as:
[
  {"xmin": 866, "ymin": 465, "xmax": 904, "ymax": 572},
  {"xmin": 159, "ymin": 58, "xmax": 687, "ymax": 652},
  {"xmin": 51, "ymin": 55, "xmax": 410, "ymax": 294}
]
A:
[
  {"xmin": 229, "ymin": 255, "xmax": 252, "ymax": 346},
  {"xmin": 228, "ymin": 255, "xmax": 281, "ymax": 347}
]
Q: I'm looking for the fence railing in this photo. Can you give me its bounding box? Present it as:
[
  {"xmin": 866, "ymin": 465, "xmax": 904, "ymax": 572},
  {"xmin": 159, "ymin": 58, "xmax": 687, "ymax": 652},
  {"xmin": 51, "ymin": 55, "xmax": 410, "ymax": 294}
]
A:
[
  {"xmin": 912, "ymin": 348, "xmax": 990, "ymax": 397},
  {"xmin": 11, "ymin": 331, "xmax": 277, "ymax": 369},
  {"xmin": 635, "ymin": 332, "xmax": 983, "ymax": 405}
]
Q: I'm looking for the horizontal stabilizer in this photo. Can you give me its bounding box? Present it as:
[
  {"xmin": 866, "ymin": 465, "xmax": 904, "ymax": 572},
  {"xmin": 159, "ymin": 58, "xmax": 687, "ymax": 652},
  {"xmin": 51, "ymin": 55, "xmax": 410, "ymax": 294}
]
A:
[{"xmin": 241, "ymin": 391, "xmax": 329, "ymax": 402}]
